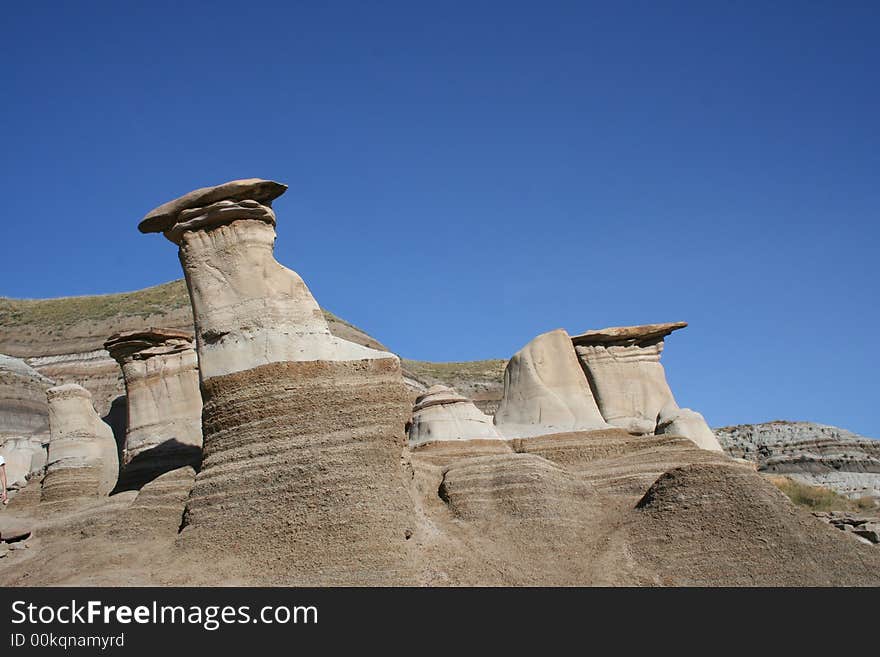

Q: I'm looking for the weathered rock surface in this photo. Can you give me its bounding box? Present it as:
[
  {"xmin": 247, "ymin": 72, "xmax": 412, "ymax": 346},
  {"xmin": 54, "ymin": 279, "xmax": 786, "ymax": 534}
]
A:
[
  {"xmin": 627, "ymin": 463, "xmax": 880, "ymax": 584},
  {"xmin": 0, "ymin": 436, "xmax": 45, "ymax": 489},
  {"xmin": 494, "ymin": 329, "xmax": 608, "ymax": 438},
  {"xmin": 408, "ymin": 384, "xmax": 502, "ymax": 447},
  {"xmin": 0, "ymin": 353, "xmax": 53, "ymax": 436},
  {"xmin": 571, "ymin": 322, "xmax": 684, "ymax": 435},
  {"xmin": 657, "ymin": 407, "xmax": 723, "ymax": 452},
  {"xmin": 812, "ymin": 511, "xmax": 880, "ymax": 544},
  {"xmin": 179, "ymin": 359, "xmax": 414, "ymax": 584},
  {"xmin": 715, "ymin": 421, "xmax": 880, "ymax": 500},
  {"xmin": 42, "ymin": 384, "xmax": 118, "ymax": 504},
  {"xmin": 0, "ymin": 354, "xmax": 53, "ymax": 488},
  {"xmin": 104, "ymin": 329, "xmax": 202, "ymax": 489}
]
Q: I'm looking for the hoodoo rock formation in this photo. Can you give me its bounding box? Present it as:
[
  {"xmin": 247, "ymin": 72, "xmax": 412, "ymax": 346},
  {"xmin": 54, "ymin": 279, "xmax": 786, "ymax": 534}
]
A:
[
  {"xmin": 571, "ymin": 322, "xmax": 723, "ymax": 452},
  {"xmin": 139, "ymin": 179, "xmax": 393, "ymax": 381},
  {"xmin": 407, "ymin": 385, "xmax": 502, "ymax": 447},
  {"xmin": 139, "ymin": 178, "xmax": 415, "ymax": 583},
  {"xmin": 2, "ymin": 177, "xmax": 878, "ymax": 587},
  {"xmin": 494, "ymin": 329, "xmax": 608, "ymax": 438},
  {"xmin": 104, "ymin": 328, "xmax": 202, "ymax": 489},
  {"xmin": 42, "ymin": 384, "xmax": 118, "ymax": 505},
  {"xmin": 571, "ymin": 322, "xmax": 685, "ymax": 435}
]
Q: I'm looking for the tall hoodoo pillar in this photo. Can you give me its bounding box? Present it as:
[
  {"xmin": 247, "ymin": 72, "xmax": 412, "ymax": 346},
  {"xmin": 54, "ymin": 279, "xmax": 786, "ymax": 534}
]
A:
[
  {"xmin": 104, "ymin": 328, "xmax": 202, "ymax": 488},
  {"xmin": 138, "ymin": 179, "xmax": 414, "ymax": 584}
]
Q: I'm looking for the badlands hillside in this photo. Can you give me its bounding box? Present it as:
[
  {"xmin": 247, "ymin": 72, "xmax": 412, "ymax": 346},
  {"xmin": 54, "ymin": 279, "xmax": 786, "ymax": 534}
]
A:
[{"xmin": 1, "ymin": 177, "xmax": 878, "ymax": 586}]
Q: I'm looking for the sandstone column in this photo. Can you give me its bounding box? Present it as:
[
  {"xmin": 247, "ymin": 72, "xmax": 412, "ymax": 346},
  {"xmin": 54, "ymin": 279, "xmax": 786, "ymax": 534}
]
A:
[
  {"xmin": 104, "ymin": 328, "xmax": 202, "ymax": 489},
  {"xmin": 42, "ymin": 384, "xmax": 118, "ymax": 504},
  {"xmin": 494, "ymin": 329, "xmax": 609, "ymax": 438},
  {"xmin": 138, "ymin": 179, "xmax": 413, "ymax": 584}
]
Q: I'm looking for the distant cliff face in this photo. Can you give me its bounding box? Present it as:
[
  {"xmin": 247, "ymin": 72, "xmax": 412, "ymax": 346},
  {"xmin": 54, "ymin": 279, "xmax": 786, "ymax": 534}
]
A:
[{"xmin": 715, "ymin": 421, "xmax": 880, "ymax": 501}]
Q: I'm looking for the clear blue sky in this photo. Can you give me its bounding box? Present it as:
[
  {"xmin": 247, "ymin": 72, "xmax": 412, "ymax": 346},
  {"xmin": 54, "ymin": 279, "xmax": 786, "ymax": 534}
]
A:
[{"xmin": 1, "ymin": 2, "xmax": 878, "ymax": 436}]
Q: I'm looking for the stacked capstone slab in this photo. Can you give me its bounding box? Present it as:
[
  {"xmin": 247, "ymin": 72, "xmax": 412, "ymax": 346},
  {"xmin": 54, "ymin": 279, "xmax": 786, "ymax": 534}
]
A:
[
  {"xmin": 138, "ymin": 179, "xmax": 414, "ymax": 584},
  {"xmin": 42, "ymin": 384, "xmax": 118, "ymax": 505},
  {"xmin": 571, "ymin": 322, "xmax": 723, "ymax": 452},
  {"xmin": 104, "ymin": 328, "xmax": 203, "ymax": 489},
  {"xmin": 570, "ymin": 322, "xmax": 685, "ymax": 435}
]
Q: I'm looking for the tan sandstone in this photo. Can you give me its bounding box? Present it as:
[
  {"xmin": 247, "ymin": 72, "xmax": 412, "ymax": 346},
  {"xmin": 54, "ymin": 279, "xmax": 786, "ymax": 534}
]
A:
[
  {"xmin": 42, "ymin": 384, "xmax": 118, "ymax": 504},
  {"xmin": 139, "ymin": 178, "xmax": 415, "ymax": 583},
  {"xmin": 571, "ymin": 321, "xmax": 685, "ymax": 435},
  {"xmin": 104, "ymin": 328, "xmax": 202, "ymax": 489},
  {"xmin": 407, "ymin": 384, "xmax": 502, "ymax": 447},
  {"xmin": 494, "ymin": 329, "xmax": 608, "ymax": 438}
]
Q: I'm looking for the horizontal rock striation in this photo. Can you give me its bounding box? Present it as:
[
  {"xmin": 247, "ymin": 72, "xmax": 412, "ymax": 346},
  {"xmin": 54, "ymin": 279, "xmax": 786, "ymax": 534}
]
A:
[
  {"xmin": 0, "ymin": 354, "xmax": 54, "ymax": 488},
  {"xmin": 715, "ymin": 421, "xmax": 880, "ymax": 500},
  {"xmin": 0, "ymin": 353, "xmax": 53, "ymax": 436},
  {"xmin": 571, "ymin": 322, "xmax": 684, "ymax": 435},
  {"xmin": 180, "ymin": 359, "xmax": 414, "ymax": 584}
]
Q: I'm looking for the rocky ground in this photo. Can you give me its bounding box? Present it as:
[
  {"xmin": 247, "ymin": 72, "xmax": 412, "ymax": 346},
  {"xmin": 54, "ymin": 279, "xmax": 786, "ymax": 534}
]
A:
[{"xmin": 2, "ymin": 428, "xmax": 878, "ymax": 586}]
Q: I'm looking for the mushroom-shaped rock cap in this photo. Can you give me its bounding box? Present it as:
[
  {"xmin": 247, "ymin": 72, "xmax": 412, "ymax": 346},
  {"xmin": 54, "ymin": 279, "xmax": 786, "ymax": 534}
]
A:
[
  {"xmin": 571, "ymin": 321, "xmax": 687, "ymax": 346},
  {"xmin": 139, "ymin": 178, "xmax": 288, "ymax": 234},
  {"xmin": 104, "ymin": 328, "xmax": 195, "ymax": 361},
  {"xmin": 412, "ymin": 385, "xmax": 472, "ymax": 413},
  {"xmin": 46, "ymin": 383, "xmax": 93, "ymax": 401}
]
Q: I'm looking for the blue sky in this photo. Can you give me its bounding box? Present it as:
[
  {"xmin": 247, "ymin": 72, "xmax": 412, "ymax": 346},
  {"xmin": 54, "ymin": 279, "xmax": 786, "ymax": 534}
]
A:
[{"xmin": 1, "ymin": 2, "xmax": 878, "ymax": 435}]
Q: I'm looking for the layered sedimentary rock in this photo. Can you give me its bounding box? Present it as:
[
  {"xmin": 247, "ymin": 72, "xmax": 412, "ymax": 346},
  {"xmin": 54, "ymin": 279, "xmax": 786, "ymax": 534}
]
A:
[
  {"xmin": 0, "ymin": 354, "xmax": 53, "ymax": 487},
  {"xmin": 0, "ymin": 437, "xmax": 45, "ymax": 488},
  {"xmin": 104, "ymin": 329, "xmax": 202, "ymax": 489},
  {"xmin": 493, "ymin": 329, "xmax": 608, "ymax": 438},
  {"xmin": 407, "ymin": 385, "xmax": 502, "ymax": 447},
  {"xmin": 627, "ymin": 463, "xmax": 880, "ymax": 585},
  {"xmin": 139, "ymin": 178, "xmax": 414, "ymax": 583},
  {"xmin": 716, "ymin": 421, "xmax": 880, "ymax": 500},
  {"xmin": 0, "ymin": 353, "xmax": 53, "ymax": 436},
  {"xmin": 571, "ymin": 322, "xmax": 685, "ymax": 434},
  {"xmin": 42, "ymin": 384, "xmax": 118, "ymax": 504}
]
